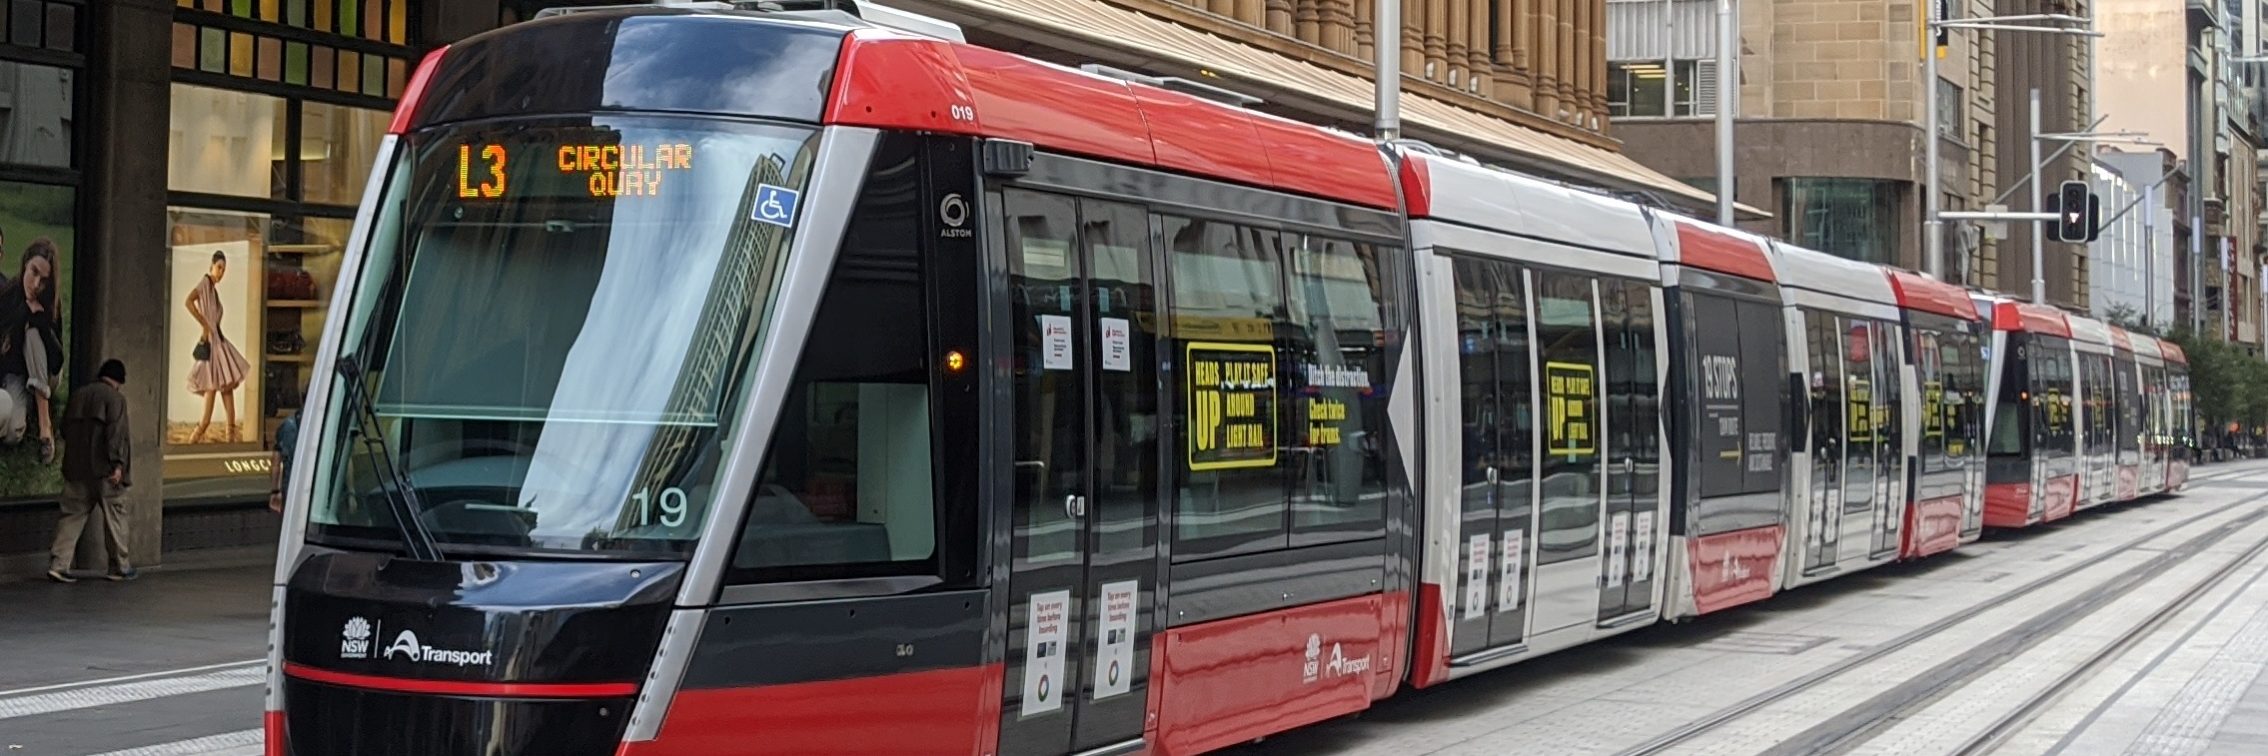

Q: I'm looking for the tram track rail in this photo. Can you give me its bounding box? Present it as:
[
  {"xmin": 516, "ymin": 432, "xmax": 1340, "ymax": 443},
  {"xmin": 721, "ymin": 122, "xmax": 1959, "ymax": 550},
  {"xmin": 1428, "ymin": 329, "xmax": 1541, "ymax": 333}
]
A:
[
  {"xmin": 1616, "ymin": 491, "xmax": 2268, "ymax": 756},
  {"xmin": 1948, "ymin": 522, "xmax": 2268, "ymax": 756}
]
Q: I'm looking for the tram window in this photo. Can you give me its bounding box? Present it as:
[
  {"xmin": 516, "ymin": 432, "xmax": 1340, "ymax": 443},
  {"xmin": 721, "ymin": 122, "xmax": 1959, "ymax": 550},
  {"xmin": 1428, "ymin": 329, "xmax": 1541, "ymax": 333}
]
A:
[
  {"xmin": 1914, "ymin": 326, "xmax": 1947, "ymax": 471},
  {"xmin": 1167, "ymin": 215, "xmax": 1292, "ymax": 558},
  {"xmin": 1940, "ymin": 325, "xmax": 1980, "ymax": 463},
  {"xmin": 729, "ymin": 135, "xmax": 945, "ymax": 583},
  {"xmin": 1624, "ymin": 280, "xmax": 1662, "ymax": 503},
  {"xmin": 2117, "ymin": 359, "xmax": 2142, "ymax": 454},
  {"xmin": 1803, "ymin": 309, "xmax": 1844, "ymax": 479},
  {"xmin": 1988, "ymin": 342, "xmax": 2028, "ymax": 457},
  {"xmin": 2032, "ymin": 341, "xmax": 2076, "ymax": 456},
  {"xmin": 1535, "ymin": 270, "xmax": 1600, "ymax": 565},
  {"xmin": 1286, "ymin": 235, "xmax": 1390, "ymax": 542},
  {"xmin": 1688, "ymin": 293, "xmax": 1745, "ymax": 498},
  {"xmin": 1735, "ymin": 299, "xmax": 1783, "ymax": 493},
  {"xmin": 1084, "ymin": 200, "xmax": 1161, "ymax": 556}
]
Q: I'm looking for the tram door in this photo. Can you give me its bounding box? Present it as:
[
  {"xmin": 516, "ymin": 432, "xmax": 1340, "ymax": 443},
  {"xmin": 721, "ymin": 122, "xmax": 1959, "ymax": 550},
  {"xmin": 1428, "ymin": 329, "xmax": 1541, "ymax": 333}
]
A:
[
  {"xmin": 1798, "ymin": 310, "xmax": 1845, "ymax": 574},
  {"xmin": 1852, "ymin": 321, "xmax": 1903, "ymax": 560},
  {"xmin": 1599, "ymin": 280, "xmax": 1660, "ymax": 622},
  {"xmin": 996, "ymin": 191, "xmax": 1158, "ymax": 755},
  {"xmin": 1530, "ymin": 270, "xmax": 1609, "ymax": 637},
  {"xmin": 1447, "ymin": 258, "xmax": 1534, "ymax": 654}
]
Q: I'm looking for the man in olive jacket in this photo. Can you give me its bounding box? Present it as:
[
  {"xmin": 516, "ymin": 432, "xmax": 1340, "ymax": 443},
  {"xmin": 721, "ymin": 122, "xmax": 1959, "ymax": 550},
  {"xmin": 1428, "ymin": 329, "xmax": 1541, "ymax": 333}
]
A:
[{"xmin": 48, "ymin": 359, "xmax": 134, "ymax": 583}]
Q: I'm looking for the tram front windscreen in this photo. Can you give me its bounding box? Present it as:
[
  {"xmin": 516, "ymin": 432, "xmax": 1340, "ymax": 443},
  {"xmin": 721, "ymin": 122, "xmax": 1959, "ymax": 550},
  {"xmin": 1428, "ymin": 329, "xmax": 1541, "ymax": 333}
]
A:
[{"xmin": 305, "ymin": 115, "xmax": 820, "ymax": 557}]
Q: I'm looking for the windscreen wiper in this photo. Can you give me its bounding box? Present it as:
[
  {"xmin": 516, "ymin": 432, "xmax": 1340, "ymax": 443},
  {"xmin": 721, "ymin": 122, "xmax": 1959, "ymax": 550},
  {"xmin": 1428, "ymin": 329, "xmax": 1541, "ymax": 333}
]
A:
[{"xmin": 336, "ymin": 355, "xmax": 444, "ymax": 562}]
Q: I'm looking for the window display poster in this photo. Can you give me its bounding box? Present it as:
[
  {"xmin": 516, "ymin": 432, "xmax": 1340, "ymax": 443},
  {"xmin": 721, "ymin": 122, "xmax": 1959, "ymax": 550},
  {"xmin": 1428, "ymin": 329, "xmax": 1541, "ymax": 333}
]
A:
[
  {"xmin": 0, "ymin": 181, "xmax": 76, "ymax": 498},
  {"xmin": 167, "ymin": 240, "xmax": 263, "ymax": 449}
]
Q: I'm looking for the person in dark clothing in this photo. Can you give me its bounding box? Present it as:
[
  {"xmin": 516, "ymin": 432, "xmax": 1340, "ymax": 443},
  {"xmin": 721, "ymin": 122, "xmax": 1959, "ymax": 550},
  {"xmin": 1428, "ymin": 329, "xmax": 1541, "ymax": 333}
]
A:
[
  {"xmin": 48, "ymin": 359, "xmax": 133, "ymax": 583},
  {"xmin": 269, "ymin": 408, "xmax": 300, "ymax": 513}
]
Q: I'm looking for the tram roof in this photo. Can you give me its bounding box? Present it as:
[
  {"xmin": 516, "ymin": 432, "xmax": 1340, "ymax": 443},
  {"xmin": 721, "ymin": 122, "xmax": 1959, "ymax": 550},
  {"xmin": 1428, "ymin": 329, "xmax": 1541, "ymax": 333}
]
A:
[
  {"xmin": 2126, "ymin": 329, "xmax": 2166, "ymax": 360},
  {"xmin": 1397, "ymin": 152, "xmax": 1658, "ymax": 259},
  {"xmin": 392, "ymin": 7, "xmax": 1401, "ymax": 210},
  {"xmin": 1764, "ymin": 241, "xmax": 1898, "ymax": 315},
  {"xmin": 2163, "ymin": 339, "xmax": 2188, "ymax": 364},
  {"xmin": 2066, "ymin": 314, "xmax": 2115, "ymax": 348},
  {"xmin": 1885, "ymin": 269, "xmax": 1980, "ymax": 321},
  {"xmin": 1992, "ymin": 301, "xmax": 2073, "ymax": 338},
  {"xmin": 1662, "ymin": 217, "xmax": 1776, "ymax": 283}
]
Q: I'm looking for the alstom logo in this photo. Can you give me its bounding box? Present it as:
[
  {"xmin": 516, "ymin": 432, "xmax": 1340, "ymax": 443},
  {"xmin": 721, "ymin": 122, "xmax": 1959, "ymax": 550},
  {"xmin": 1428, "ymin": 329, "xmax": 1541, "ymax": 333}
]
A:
[{"xmin": 381, "ymin": 630, "xmax": 496, "ymax": 668}]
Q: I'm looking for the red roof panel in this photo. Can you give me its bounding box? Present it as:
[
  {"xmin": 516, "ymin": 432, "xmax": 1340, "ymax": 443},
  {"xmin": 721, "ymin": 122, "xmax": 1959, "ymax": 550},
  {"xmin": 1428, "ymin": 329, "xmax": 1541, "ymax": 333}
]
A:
[
  {"xmin": 1887, "ymin": 270, "xmax": 1981, "ymax": 320},
  {"xmin": 1673, "ymin": 220, "xmax": 1775, "ymax": 283},
  {"xmin": 825, "ymin": 30, "xmax": 1396, "ymax": 210},
  {"xmin": 1993, "ymin": 301, "xmax": 2072, "ymax": 338}
]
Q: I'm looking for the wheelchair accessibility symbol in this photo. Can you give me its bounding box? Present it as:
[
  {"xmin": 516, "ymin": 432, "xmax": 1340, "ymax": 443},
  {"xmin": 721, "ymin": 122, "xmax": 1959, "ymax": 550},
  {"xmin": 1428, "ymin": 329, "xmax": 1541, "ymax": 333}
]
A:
[{"xmin": 752, "ymin": 184, "xmax": 799, "ymax": 227}]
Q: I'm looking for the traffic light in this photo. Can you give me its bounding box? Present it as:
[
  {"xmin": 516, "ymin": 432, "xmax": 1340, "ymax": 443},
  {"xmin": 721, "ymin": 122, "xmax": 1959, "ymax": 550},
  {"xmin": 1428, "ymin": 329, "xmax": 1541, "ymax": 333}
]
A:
[{"xmin": 2055, "ymin": 180, "xmax": 2093, "ymax": 243}]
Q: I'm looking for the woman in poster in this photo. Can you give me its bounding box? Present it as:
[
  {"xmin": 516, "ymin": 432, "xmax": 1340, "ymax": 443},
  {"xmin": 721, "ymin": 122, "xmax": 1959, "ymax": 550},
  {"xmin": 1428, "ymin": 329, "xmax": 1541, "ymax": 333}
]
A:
[
  {"xmin": 0, "ymin": 240, "xmax": 64, "ymax": 461},
  {"xmin": 186, "ymin": 249, "xmax": 251, "ymax": 443}
]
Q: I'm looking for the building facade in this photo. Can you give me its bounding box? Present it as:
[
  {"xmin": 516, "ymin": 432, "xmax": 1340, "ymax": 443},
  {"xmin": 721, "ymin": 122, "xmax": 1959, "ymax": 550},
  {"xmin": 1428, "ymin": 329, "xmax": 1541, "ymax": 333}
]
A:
[
  {"xmin": 2091, "ymin": 148, "xmax": 2182, "ymax": 330},
  {"xmin": 1607, "ymin": 0, "xmax": 2098, "ymax": 309},
  {"xmin": 2, "ymin": 0, "xmax": 1691, "ymax": 577},
  {"xmin": 2099, "ymin": 0, "xmax": 2268, "ymax": 350}
]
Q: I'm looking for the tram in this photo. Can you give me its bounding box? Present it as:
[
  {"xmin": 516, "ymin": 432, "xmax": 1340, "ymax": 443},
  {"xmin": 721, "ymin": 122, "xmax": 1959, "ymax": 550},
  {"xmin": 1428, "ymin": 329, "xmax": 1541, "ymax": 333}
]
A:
[
  {"xmin": 260, "ymin": 4, "xmax": 2193, "ymax": 754},
  {"xmin": 1886, "ymin": 271, "xmax": 1986, "ymax": 559}
]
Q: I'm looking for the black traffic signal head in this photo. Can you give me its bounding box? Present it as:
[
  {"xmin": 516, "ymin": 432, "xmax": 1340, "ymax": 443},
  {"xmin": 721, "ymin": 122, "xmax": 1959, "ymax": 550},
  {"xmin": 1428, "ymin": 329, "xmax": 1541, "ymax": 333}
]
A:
[{"xmin": 2056, "ymin": 180, "xmax": 2093, "ymax": 243}]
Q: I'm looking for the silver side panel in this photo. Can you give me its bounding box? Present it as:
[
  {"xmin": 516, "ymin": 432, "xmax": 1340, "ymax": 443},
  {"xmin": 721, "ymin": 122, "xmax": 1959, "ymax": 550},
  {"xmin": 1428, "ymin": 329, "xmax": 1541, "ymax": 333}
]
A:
[
  {"xmin": 1416, "ymin": 248, "xmax": 1462, "ymax": 653},
  {"xmin": 266, "ymin": 133, "xmax": 400, "ymax": 714}
]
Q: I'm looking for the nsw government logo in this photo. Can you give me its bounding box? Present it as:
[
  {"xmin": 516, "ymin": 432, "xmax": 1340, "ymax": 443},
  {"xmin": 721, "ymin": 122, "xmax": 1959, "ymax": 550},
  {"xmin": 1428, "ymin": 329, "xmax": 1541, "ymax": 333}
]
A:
[
  {"xmin": 340, "ymin": 616, "xmax": 374, "ymax": 660},
  {"xmin": 1301, "ymin": 634, "xmax": 1322, "ymax": 684}
]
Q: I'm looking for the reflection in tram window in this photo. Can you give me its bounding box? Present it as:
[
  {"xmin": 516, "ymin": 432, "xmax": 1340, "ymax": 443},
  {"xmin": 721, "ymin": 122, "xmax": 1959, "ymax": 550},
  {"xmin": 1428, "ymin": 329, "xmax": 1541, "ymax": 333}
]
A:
[
  {"xmin": 1167, "ymin": 216, "xmax": 1290, "ymax": 558},
  {"xmin": 307, "ymin": 116, "xmax": 820, "ymax": 556},
  {"xmin": 1841, "ymin": 320, "xmax": 1877, "ymax": 516},
  {"xmin": 2116, "ymin": 357, "xmax": 2142, "ymax": 456},
  {"xmin": 1084, "ymin": 201, "xmax": 1160, "ymax": 556},
  {"xmin": 1285, "ymin": 235, "xmax": 1390, "ymax": 542},
  {"xmin": 1007, "ymin": 191, "xmax": 1086, "ymax": 565},
  {"xmin": 1990, "ymin": 344, "xmax": 2029, "ymax": 457},
  {"xmin": 1535, "ymin": 271, "xmax": 1599, "ymax": 565},
  {"xmin": 734, "ymin": 135, "xmax": 942, "ymax": 579}
]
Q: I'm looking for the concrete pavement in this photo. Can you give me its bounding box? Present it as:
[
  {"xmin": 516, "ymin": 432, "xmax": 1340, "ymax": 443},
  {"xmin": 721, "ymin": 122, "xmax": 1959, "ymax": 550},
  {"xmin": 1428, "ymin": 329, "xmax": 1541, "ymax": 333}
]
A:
[{"xmin": 4, "ymin": 462, "xmax": 2268, "ymax": 755}]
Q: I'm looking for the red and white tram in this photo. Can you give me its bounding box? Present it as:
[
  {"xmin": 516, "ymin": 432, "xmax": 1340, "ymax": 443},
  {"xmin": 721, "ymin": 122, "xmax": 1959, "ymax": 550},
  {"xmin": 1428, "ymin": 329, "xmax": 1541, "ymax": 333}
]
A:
[
  {"xmin": 2067, "ymin": 313, "xmax": 2119, "ymax": 511},
  {"xmin": 261, "ymin": 4, "xmax": 2192, "ymax": 754},
  {"xmin": 1886, "ymin": 271, "xmax": 1986, "ymax": 558},
  {"xmin": 1775, "ymin": 242, "xmax": 1911, "ymax": 586},
  {"xmin": 1982, "ymin": 299, "xmax": 2082, "ymax": 527},
  {"xmin": 1652, "ymin": 219, "xmax": 1788, "ymax": 619}
]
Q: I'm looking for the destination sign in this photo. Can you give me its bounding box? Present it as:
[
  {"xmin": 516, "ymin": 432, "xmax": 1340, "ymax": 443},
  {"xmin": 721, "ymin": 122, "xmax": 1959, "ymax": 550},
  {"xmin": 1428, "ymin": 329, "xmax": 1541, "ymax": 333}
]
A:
[{"xmin": 454, "ymin": 140, "xmax": 697, "ymax": 200}]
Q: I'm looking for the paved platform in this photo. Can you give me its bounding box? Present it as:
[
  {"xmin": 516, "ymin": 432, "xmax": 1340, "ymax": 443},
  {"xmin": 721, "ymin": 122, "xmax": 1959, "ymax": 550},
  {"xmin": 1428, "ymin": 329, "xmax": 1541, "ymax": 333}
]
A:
[
  {"xmin": 2, "ymin": 462, "xmax": 2266, "ymax": 755},
  {"xmin": 0, "ymin": 564, "xmax": 268, "ymax": 755},
  {"xmin": 1233, "ymin": 459, "xmax": 2268, "ymax": 756}
]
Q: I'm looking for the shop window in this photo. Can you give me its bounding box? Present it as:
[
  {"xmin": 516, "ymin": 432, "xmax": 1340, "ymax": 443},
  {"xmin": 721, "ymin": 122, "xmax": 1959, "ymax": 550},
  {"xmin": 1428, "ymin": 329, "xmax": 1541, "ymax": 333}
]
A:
[
  {"xmin": 163, "ymin": 208, "xmax": 269, "ymax": 458},
  {"xmin": 299, "ymin": 102, "xmax": 388, "ymax": 205},
  {"xmin": 167, "ymin": 83, "xmax": 285, "ymax": 199},
  {"xmin": 0, "ymin": 60, "xmax": 71, "ymax": 169},
  {"xmin": 1782, "ymin": 178, "xmax": 1901, "ymax": 265}
]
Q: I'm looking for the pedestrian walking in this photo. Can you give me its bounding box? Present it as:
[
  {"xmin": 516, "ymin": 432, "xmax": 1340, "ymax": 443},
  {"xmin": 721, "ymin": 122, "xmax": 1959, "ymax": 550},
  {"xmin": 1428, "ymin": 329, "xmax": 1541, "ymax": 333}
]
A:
[
  {"xmin": 48, "ymin": 359, "xmax": 134, "ymax": 583},
  {"xmin": 269, "ymin": 407, "xmax": 299, "ymax": 513}
]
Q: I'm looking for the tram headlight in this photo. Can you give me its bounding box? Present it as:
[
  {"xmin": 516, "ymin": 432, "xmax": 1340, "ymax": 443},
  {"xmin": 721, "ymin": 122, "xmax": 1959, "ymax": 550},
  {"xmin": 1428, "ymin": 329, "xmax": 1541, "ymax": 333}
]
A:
[{"xmin": 945, "ymin": 350, "xmax": 968, "ymax": 373}]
